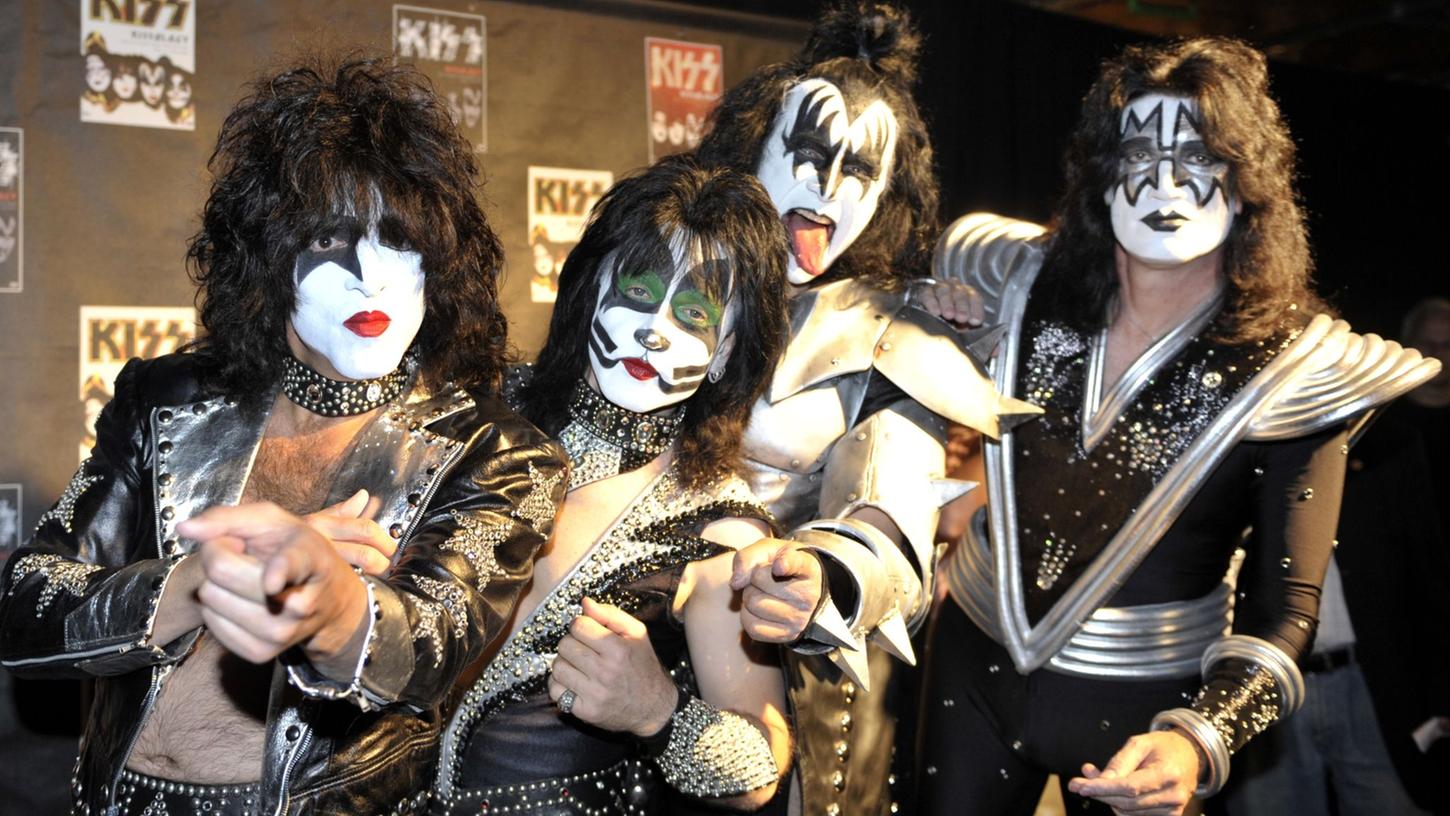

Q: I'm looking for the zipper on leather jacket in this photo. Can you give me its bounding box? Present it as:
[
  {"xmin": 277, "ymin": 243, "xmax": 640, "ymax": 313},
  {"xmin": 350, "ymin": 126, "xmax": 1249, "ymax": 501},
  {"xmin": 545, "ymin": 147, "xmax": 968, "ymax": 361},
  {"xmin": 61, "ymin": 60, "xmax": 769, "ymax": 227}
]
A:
[
  {"xmin": 273, "ymin": 716, "xmax": 313, "ymax": 816},
  {"xmin": 105, "ymin": 662, "xmax": 174, "ymax": 815},
  {"xmin": 401, "ymin": 440, "xmax": 468, "ymax": 543}
]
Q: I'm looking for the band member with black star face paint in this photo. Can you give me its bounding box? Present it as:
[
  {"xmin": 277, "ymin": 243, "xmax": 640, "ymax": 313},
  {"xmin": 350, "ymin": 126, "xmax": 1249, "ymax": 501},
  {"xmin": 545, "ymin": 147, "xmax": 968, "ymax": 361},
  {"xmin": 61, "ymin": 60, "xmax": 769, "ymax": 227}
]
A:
[
  {"xmin": 757, "ymin": 77, "xmax": 899, "ymax": 284},
  {"xmin": 433, "ymin": 156, "xmax": 796, "ymax": 815},
  {"xmin": 292, "ymin": 216, "xmax": 426, "ymax": 381},
  {"xmin": 928, "ymin": 38, "xmax": 1439, "ymax": 816},
  {"xmin": 695, "ymin": 4, "xmax": 1039, "ymax": 813},
  {"xmin": 1, "ymin": 55, "xmax": 568, "ymax": 816}
]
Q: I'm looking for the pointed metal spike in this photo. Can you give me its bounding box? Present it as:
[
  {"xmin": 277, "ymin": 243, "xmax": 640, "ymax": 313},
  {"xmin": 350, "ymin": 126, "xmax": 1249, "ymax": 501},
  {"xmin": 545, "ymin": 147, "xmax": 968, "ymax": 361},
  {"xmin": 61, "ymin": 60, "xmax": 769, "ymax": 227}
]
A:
[
  {"xmin": 995, "ymin": 395, "xmax": 1045, "ymax": 433},
  {"xmin": 931, "ymin": 478, "xmax": 977, "ymax": 510},
  {"xmin": 803, "ymin": 600, "xmax": 858, "ymax": 651},
  {"xmin": 962, "ymin": 323, "xmax": 1009, "ymax": 364},
  {"xmin": 870, "ymin": 608, "xmax": 916, "ymax": 665},
  {"xmin": 829, "ymin": 640, "xmax": 872, "ymax": 691}
]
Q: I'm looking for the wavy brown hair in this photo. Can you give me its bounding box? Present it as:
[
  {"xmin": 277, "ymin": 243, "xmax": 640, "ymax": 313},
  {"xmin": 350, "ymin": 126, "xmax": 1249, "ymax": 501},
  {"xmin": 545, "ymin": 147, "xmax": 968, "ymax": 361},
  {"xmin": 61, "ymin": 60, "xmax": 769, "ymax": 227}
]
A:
[
  {"xmin": 185, "ymin": 53, "xmax": 506, "ymax": 395},
  {"xmin": 1037, "ymin": 37, "xmax": 1325, "ymax": 342},
  {"xmin": 694, "ymin": 1, "xmax": 938, "ymax": 289},
  {"xmin": 520, "ymin": 155, "xmax": 789, "ymax": 487}
]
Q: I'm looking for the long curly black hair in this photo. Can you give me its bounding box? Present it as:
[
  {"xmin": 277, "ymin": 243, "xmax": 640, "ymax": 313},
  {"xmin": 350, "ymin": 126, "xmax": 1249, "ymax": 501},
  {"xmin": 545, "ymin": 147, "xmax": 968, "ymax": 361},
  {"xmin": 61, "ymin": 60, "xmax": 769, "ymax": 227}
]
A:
[
  {"xmin": 1036, "ymin": 37, "xmax": 1324, "ymax": 342},
  {"xmin": 695, "ymin": 1, "xmax": 938, "ymax": 289},
  {"xmin": 520, "ymin": 155, "xmax": 789, "ymax": 487},
  {"xmin": 184, "ymin": 53, "xmax": 506, "ymax": 395}
]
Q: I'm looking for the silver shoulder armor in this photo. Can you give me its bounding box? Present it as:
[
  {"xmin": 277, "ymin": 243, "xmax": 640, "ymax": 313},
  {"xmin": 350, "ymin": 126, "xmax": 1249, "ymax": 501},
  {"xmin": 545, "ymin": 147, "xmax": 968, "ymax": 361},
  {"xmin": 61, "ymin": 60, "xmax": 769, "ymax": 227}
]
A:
[
  {"xmin": 873, "ymin": 306, "xmax": 1043, "ymax": 438},
  {"xmin": 933, "ymin": 212, "xmax": 1047, "ymax": 324},
  {"xmin": 1246, "ymin": 314, "xmax": 1441, "ymax": 441}
]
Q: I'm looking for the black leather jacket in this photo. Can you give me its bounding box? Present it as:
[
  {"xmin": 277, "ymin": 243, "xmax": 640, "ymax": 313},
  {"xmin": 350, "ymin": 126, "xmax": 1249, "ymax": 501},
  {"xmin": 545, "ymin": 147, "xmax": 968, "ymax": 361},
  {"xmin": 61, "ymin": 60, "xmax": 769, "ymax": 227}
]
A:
[{"xmin": 0, "ymin": 354, "xmax": 567, "ymax": 816}]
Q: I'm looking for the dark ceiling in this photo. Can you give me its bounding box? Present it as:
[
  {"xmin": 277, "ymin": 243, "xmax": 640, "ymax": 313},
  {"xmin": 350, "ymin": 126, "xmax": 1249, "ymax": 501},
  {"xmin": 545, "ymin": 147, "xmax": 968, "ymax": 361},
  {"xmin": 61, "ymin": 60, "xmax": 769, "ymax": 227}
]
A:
[{"xmin": 662, "ymin": 0, "xmax": 1450, "ymax": 89}]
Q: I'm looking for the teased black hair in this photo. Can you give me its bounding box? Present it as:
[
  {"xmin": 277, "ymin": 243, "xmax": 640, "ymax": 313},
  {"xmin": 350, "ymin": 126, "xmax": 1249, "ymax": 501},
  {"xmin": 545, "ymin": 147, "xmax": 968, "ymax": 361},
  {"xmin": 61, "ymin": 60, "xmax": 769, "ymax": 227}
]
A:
[
  {"xmin": 184, "ymin": 52, "xmax": 506, "ymax": 395},
  {"xmin": 520, "ymin": 155, "xmax": 789, "ymax": 487},
  {"xmin": 1037, "ymin": 37, "xmax": 1324, "ymax": 342},
  {"xmin": 695, "ymin": 1, "xmax": 938, "ymax": 289}
]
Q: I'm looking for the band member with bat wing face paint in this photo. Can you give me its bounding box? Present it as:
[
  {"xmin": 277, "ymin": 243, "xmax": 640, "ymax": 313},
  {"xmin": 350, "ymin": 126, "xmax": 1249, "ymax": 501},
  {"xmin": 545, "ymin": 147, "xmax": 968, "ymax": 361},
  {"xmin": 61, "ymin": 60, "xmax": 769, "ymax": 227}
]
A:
[
  {"xmin": 139, "ymin": 59, "xmax": 167, "ymax": 108},
  {"xmin": 694, "ymin": 5, "xmax": 1040, "ymax": 814},
  {"xmin": 757, "ymin": 77, "xmax": 899, "ymax": 285},
  {"xmin": 587, "ymin": 240, "xmax": 735, "ymax": 413},
  {"xmin": 292, "ymin": 217, "xmax": 426, "ymax": 381},
  {"xmin": 1108, "ymin": 93, "xmax": 1237, "ymax": 267}
]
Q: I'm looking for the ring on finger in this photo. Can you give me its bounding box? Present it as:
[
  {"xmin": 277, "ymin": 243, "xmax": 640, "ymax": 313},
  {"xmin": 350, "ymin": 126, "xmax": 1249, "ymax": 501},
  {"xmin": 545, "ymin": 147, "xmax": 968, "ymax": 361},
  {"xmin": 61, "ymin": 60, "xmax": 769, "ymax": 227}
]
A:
[{"xmin": 558, "ymin": 687, "xmax": 578, "ymax": 715}]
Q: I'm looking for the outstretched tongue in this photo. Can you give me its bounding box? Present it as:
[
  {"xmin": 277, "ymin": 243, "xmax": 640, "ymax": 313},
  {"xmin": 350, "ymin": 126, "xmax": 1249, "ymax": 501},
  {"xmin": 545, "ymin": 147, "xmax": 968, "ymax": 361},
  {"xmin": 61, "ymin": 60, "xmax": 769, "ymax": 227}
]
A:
[{"xmin": 785, "ymin": 212, "xmax": 831, "ymax": 278}]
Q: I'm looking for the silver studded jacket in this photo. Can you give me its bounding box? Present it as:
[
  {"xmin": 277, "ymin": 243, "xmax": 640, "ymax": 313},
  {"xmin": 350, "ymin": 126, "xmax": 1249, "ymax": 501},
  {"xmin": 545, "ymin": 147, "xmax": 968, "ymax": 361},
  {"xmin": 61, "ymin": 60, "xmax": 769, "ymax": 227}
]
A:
[
  {"xmin": 432, "ymin": 465, "xmax": 771, "ymax": 814},
  {"xmin": 0, "ymin": 353, "xmax": 568, "ymax": 816}
]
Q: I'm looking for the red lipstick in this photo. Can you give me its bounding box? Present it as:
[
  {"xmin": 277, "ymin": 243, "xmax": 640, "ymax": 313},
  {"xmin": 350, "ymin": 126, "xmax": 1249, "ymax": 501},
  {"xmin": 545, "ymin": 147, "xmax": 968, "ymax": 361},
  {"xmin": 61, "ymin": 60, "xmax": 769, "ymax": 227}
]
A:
[
  {"xmin": 344, "ymin": 311, "xmax": 391, "ymax": 338},
  {"xmin": 622, "ymin": 358, "xmax": 658, "ymax": 381}
]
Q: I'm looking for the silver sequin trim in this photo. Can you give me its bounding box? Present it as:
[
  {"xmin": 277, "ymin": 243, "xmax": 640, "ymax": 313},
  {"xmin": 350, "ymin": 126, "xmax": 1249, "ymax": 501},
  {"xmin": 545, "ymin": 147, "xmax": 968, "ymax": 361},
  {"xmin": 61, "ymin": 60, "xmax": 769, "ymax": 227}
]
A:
[
  {"xmin": 8, "ymin": 554, "xmax": 104, "ymax": 617},
  {"xmin": 656, "ymin": 696, "xmax": 778, "ymax": 797},
  {"xmin": 443, "ymin": 511, "xmax": 506, "ymax": 579},
  {"xmin": 513, "ymin": 462, "xmax": 563, "ymax": 532},
  {"xmin": 36, "ymin": 465, "xmax": 103, "ymax": 534}
]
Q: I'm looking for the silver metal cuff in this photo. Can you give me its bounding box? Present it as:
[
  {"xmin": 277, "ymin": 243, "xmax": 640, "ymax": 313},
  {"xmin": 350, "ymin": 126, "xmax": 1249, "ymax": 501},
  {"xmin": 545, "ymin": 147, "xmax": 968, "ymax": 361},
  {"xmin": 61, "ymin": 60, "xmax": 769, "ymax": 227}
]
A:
[
  {"xmin": 654, "ymin": 696, "xmax": 778, "ymax": 798},
  {"xmin": 1151, "ymin": 707, "xmax": 1230, "ymax": 798},
  {"xmin": 1201, "ymin": 634, "xmax": 1305, "ymax": 717},
  {"xmin": 286, "ymin": 573, "xmax": 386, "ymax": 711}
]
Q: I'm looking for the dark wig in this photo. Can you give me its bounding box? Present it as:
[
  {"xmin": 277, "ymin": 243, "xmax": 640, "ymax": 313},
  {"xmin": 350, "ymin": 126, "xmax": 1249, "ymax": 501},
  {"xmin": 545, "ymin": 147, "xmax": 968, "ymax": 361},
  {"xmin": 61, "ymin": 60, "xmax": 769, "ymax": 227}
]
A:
[
  {"xmin": 694, "ymin": 1, "xmax": 938, "ymax": 289},
  {"xmin": 520, "ymin": 155, "xmax": 789, "ymax": 487},
  {"xmin": 184, "ymin": 53, "xmax": 506, "ymax": 395},
  {"xmin": 1036, "ymin": 37, "xmax": 1324, "ymax": 343}
]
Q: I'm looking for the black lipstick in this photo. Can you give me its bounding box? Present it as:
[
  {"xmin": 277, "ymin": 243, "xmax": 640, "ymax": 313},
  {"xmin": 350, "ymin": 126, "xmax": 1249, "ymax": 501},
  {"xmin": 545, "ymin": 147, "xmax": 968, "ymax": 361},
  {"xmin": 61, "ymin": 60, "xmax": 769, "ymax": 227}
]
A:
[{"xmin": 1141, "ymin": 210, "xmax": 1188, "ymax": 233}]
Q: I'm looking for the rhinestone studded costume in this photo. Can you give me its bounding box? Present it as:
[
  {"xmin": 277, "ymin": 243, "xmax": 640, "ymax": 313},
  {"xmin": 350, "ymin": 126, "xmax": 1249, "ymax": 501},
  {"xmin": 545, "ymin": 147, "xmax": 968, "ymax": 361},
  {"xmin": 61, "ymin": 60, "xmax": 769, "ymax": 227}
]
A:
[
  {"xmin": 1010, "ymin": 296, "xmax": 1295, "ymax": 618},
  {"xmin": 0, "ymin": 352, "xmax": 567, "ymax": 816},
  {"xmin": 920, "ymin": 212, "xmax": 1439, "ymax": 813},
  {"xmin": 431, "ymin": 466, "xmax": 770, "ymax": 815}
]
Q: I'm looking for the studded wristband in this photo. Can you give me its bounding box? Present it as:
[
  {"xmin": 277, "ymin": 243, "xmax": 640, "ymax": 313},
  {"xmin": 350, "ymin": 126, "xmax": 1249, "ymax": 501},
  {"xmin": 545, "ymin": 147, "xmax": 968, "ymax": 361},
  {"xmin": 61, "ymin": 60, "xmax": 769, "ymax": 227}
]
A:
[
  {"xmin": 654, "ymin": 696, "xmax": 778, "ymax": 798},
  {"xmin": 638, "ymin": 684, "xmax": 691, "ymax": 757}
]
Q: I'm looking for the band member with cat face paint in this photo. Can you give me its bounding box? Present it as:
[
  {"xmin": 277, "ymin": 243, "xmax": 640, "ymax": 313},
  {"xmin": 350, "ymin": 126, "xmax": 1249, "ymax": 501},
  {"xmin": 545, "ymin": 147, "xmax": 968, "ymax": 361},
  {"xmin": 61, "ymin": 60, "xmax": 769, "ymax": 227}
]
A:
[
  {"xmin": 429, "ymin": 156, "xmax": 793, "ymax": 815},
  {"xmin": 588, "ymin": 245, "xmax": 735, "ymax": 413},
  {"xmin": 0, "ymin": 55, "xmax": 566, "ymax": 816},
  {"xmin": 696, "ymin": 4, "xmax": 1038, "ymax": 813},
  {"xmin": 928, "ymin": 38, "xmax": 1439, "ymax": 815}
]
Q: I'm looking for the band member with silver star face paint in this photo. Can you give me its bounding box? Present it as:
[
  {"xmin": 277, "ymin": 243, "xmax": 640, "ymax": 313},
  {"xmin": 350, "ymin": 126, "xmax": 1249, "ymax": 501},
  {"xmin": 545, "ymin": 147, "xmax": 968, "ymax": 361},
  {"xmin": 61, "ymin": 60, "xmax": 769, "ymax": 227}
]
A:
[
  {"xmin": 1108, "ymin": 94, "xmax": 1238, "ymax": 267},
  {"xmin": 428, "ymin": 156, "xmax": 793, "ymax": 815},
  {"xmin": 928, "ymin": 38, "xmax": 1440, "ymax": 816},
  {"xmin": 0, "ymin": 55, "xmax": 566, "ymax": 816},
  {"xmin": 695, "ymin": 4, "xmax": 1038, "ymax": 814}
]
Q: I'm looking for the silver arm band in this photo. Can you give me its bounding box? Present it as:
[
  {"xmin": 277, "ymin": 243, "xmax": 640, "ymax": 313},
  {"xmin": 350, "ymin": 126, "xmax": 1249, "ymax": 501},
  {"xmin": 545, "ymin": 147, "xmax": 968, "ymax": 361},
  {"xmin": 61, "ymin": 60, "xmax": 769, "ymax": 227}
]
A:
[
  {"xmin": 654, "ymin": 696, "xmax": 778, "ymax": 799},
  {"xmin": 1201, "ymin": 634, "xmax": 1305, "ymax": 717},
  {"xmin": 1151, "ymin": 707, "xmax": 1231, "ymax": 798}
]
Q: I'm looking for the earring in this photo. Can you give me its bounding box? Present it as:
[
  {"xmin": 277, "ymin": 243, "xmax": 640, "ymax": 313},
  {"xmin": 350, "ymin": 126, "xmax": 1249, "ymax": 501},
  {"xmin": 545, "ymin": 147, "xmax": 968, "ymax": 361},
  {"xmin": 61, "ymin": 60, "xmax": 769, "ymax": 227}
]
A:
[{"xmin": 707, "ymin": 368, "xmax": 723, "ymax": 383}]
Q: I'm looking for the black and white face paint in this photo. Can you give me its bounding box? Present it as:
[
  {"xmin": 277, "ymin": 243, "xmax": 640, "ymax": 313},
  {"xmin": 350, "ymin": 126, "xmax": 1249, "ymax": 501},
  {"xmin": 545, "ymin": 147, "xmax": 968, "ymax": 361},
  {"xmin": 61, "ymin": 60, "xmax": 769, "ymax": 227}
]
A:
[
  {"xmin": 586, "ymin": 237, "xmax": 736, "ymax": 414},
  {"xmin": 291, "ymin": 218, "xmax": 425, "ymax": 380},
  {"xmin": 1108, "ymin": 94, "xmax": 1237, "ymax": 266},
  {"xmin": 84, "ymin": 54, "xmax": 111, "ymax": 94},
  {"xmin": 757, "ymin": 78, "xmax": 898, "ymax": 286},
  {"xmin": 139, "ymin": 61, "xmax": 166, "ymax": 108}
]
